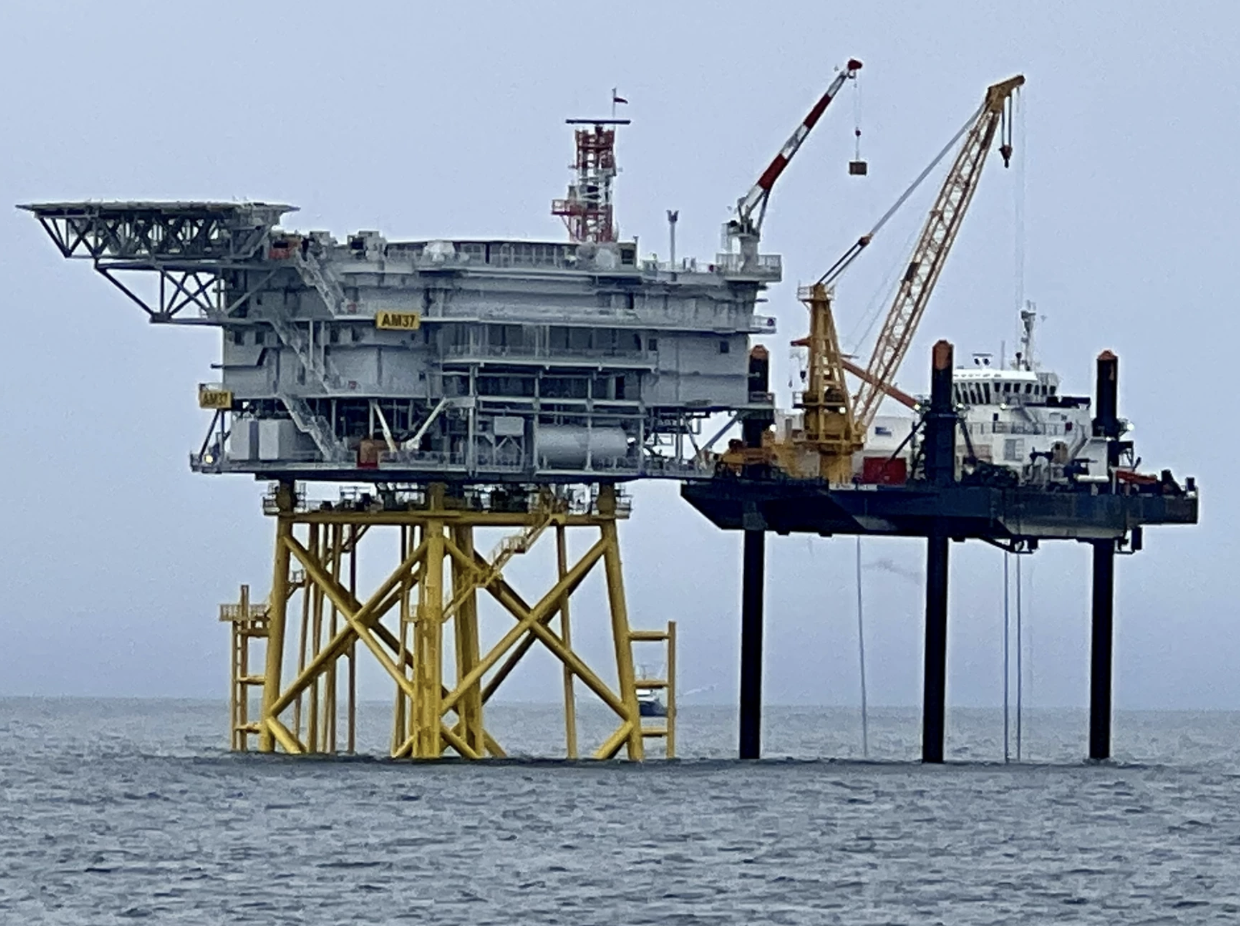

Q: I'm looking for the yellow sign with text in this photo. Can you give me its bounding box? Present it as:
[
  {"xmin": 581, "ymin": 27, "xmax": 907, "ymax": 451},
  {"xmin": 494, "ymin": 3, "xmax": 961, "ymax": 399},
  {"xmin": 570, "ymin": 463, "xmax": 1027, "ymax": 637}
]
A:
[
  {"xmin": 198, "ymin": 387, "xmax": 233, "ymax": 409},
  {"xmin": 375, "ymin": 311, "xmax": 422, "ymax": 331}
]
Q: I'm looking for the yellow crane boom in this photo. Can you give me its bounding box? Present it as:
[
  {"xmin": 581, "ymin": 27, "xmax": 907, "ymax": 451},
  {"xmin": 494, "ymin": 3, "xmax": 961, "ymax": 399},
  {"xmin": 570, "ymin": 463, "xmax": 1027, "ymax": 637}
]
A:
[{"xmin": 850, "ymin": 75, "xmax": 1024, "ymax": 433}]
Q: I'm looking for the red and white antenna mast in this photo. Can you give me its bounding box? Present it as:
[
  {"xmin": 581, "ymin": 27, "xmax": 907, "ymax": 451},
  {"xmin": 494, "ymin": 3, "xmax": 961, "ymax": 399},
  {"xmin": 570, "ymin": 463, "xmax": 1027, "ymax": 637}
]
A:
[{"xmin": 551, "ymin": 116, "xmax": 631, "ymax": 243}]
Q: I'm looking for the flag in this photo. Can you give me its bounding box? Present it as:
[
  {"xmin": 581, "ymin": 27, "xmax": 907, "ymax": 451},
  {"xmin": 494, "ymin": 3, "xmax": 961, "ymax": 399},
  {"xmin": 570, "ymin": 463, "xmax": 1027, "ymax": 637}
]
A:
[{"xmin": 612, "ymin": 88, "xmax": 628, "ymax": 105}]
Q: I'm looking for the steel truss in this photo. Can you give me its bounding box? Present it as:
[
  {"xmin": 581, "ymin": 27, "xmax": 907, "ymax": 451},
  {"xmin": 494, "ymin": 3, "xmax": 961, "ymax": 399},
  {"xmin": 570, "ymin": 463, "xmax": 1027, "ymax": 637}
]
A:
[
  {"xmin": 226, "ymin": 482, "xmax": 676, "ymax": 760},
  {"xmin": 20, "ymin": 201, "xmax": 291, "ymax": 321}
]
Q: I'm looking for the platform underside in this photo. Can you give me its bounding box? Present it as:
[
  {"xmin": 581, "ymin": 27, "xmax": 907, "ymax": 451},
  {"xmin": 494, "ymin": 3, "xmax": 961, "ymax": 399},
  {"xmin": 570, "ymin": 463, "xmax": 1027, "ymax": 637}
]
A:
[{"xmin": 680, "ymin": 477, "xmax": 1198, "ymax": 541}]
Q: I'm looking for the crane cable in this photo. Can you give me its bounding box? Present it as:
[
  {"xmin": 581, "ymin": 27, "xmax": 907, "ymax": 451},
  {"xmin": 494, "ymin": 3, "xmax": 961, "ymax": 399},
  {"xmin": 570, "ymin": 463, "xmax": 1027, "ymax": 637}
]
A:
[
  {"xmin": 1016, "ymin": 551, "xmax": 1024, "ymax": 762},
  {"xmin": 817, "ymin": 101, "xmax": 985, "ymax": 288},
  {"xmin": 855, "ymin": 536, "xmax": 870, "ymax": 758},
  {"xmin": 1003, "ymin": 551, "xmax": 1011, "ymax": 763}
]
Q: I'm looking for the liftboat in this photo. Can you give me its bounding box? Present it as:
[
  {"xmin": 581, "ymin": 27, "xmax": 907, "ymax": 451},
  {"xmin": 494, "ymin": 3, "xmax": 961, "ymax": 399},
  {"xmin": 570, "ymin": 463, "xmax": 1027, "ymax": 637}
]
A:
[{"xmin": 860, "ymin": 307, "xmax": 1129, "ymax": 488}]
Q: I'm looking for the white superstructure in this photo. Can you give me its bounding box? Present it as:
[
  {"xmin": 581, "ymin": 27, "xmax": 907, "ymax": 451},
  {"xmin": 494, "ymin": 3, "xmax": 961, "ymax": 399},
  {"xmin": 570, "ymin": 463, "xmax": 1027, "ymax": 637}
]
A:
[{"xmin": 856, "ymin": 307, "xmax": 1125, "ymax": 486}]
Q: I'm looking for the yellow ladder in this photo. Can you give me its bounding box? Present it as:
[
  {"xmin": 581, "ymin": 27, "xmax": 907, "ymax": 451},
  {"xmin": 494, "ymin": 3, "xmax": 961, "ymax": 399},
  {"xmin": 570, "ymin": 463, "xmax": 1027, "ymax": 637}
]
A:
[
  {"xmin": 630, "ymin": 621, "xmax": 678, "ymax": 758},
  {"xmin": 219, "ymin": 584, "xmax": 270, "ymax": 751}
]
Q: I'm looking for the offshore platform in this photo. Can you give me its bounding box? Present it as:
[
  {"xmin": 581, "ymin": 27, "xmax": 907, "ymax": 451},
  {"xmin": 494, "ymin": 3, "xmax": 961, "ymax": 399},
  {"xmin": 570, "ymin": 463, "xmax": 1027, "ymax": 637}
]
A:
[{"xmin": 23, "ymin": 61, "xmax": 1197, "ymax": 763}]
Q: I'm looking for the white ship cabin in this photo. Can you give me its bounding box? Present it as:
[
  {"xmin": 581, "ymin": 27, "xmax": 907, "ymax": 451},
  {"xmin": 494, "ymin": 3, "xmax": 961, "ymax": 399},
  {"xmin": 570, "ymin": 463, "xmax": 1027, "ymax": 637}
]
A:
[
  {"xmin": 953, "ymin": 365, "xmax": 1095, "ymax": 472},
  {"xmin": 952, "ymin": 366, "xmax": 1058, "ymax": 408}
]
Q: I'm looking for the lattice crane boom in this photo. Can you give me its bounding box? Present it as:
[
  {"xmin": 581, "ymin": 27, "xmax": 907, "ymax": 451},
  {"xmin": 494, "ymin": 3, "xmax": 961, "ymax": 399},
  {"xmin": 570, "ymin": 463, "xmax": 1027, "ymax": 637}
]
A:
[{"xmin": 850, "ymin": 75, "xmax": 1024, "ymax": 432}]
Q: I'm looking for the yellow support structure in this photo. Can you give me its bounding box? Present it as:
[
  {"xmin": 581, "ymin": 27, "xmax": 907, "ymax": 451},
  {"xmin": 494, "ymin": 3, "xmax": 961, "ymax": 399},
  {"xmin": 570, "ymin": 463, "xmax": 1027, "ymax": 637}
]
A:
[{"xmin": 226, "ymin": 481, "xmax": 660, "ymax": 760}]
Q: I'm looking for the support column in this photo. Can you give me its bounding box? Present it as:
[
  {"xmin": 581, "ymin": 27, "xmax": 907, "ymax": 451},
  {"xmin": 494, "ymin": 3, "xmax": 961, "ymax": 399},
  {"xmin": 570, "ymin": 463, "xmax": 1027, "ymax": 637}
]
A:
[
  {"xmin": 1089, "ymin": 539, "xmax": 1116, "ymax": 761},
  {"xmin": 739, "ymin": 528, "xmax": 766, "ymax": 760},
  {"xmin": 922, "ymin": 530, "xmax": 950, "ymax": 763},
  {"xmin": 414, "ymin": 484, "xmax": 445, "ymax": 758},
  {"xmin": 451, "ymin": 524, "xmax": 485, "ymax": 756},
  {"xmin": 921, "ymin": 340, "xmax": 956, "ymax": 764},
  {"xmin": 259, "ymin": 480, "xmax": 295, "ymax": 753},
  {"xmin": 599, "ymin": 484, "xmax": 644, "ymax": 760},
  {"xmin": 556, "ymin": 523, "xmax": 579, "ymax": 759}
]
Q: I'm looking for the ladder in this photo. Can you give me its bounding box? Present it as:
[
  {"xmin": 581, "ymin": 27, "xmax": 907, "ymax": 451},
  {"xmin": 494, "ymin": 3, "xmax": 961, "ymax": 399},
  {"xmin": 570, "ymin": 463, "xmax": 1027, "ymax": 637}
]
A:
[
  {"xmin": 630, "ymin": 621, "xmax": 678, "ymax": 758},
  {"xmin": 219, "ymin": 583, "xmax": 270, "ymax": 751},
  {"xmin": 221, "ymin": 529, "xmax": 367, "ymax": 751}
]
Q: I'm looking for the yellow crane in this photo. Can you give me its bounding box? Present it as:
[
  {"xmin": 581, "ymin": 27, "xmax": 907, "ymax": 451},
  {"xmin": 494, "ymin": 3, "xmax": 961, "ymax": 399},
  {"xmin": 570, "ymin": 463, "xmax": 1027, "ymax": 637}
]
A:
[{"xmin": 788, "ymin": 74, "xmax": 1025, "ymax": 482}]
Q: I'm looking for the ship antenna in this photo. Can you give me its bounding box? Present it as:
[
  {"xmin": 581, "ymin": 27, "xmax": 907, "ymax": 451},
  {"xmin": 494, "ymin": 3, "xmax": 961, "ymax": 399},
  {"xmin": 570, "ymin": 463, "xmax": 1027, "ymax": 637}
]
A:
[{"xmin": 1019, "ymin": 300, "xmax": 1038, "ymax": 371}]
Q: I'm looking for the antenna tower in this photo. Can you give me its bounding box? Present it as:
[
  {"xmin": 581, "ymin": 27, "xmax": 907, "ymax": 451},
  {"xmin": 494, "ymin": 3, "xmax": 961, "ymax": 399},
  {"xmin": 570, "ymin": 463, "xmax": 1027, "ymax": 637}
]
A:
[{"xmin": 551, "ymin": 118, "xmax": 630, "ymax": 243}]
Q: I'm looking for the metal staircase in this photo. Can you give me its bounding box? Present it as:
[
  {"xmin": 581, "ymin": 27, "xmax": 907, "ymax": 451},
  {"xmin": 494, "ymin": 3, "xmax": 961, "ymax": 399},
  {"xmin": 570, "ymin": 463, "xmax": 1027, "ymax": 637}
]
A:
[
  {"xmin": 442, "ymin": 502, "xmax": 563, "ymax": 624},
  {"xmin": 266, "ymin": 312, "xmax": 339, "ymax": 392},
  {"xmin": 277, "ymin": 391, "xmax": 350, "ymax": 463},
  {"xmin": 259, "ymin": 250, "xmax": 352, "ymax": 462},
  {"xmin": 293, "ymin": 249, "xmax": 348, "ymax": 315}
]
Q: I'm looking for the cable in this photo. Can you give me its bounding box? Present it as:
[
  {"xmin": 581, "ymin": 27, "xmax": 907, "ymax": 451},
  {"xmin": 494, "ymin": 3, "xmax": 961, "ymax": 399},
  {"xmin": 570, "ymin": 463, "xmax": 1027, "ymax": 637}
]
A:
[
  {"xmin": 817, "ymin": 102, "xmax": 984, "ymax": 288},
  {"xmin": 1015, "ymin": 552, "xmax": 1024, "ymax": 762},
  {"xmin": 1014, "ymin": 89, "xmax": 1027, "ymax": 317},
  {"xmin": 852, "ymin": 75, "xmax": 864, "ymax": 163},
  {"xmin": 1003, "ymin": 550, "xmax": 1011, "ymax": 763},
  {"xmin": 855, "ymin": 536, "xmax": 870, "ymax": 758}
]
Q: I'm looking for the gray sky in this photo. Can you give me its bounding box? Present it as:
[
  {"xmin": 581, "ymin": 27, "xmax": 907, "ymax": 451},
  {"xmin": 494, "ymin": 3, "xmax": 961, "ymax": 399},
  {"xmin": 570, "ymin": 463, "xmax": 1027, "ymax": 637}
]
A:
[{"xmin": 1, "ymin": 1, "xmax": 1233, "ymax": 712}]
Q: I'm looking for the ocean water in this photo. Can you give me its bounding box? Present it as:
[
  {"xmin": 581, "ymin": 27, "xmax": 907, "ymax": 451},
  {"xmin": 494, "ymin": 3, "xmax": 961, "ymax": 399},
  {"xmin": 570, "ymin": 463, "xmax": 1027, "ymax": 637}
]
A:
[{"xmin": 3, "ymin": 699, "xmax": 1240, "ymax": 924}]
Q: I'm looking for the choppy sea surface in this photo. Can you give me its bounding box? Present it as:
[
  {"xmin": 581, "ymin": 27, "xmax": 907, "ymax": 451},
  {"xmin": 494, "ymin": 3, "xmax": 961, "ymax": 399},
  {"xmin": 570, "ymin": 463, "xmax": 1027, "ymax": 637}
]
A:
[{"xmin": 3, "ymin": 699, "xmax": 1240, "ymax": 924}]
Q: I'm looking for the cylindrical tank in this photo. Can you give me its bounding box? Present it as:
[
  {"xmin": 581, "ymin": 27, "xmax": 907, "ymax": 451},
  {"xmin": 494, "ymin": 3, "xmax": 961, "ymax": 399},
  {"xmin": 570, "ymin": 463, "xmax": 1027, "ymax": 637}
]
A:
[{"xmin": 535, "ymin": 425, "xmax": 629, "ymax": 467}]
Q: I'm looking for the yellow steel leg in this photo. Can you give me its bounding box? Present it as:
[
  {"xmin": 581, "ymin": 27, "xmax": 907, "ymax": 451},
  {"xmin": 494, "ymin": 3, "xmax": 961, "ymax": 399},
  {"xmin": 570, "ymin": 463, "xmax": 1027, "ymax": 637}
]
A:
[
  {"xmin": 392, "ymin": 525, "xmax": 411, "ymax": 754},
  {"xmin": 598, "ymin": 484, "xmax": 644, "ymax": 761},
  {"xmin": 556, "ymin": 523, "xmax": 579, "ymax": 759},
  {"xmin": 415, "ymin": 485, "xmax": 446, "ymax": 758},
  {"xmin": 307, "ymin": 529, "xmax": 325, "ymax": 753},
  {"xmin": 451, "ymin": 524, "xmax": 484, "ymax": 757},
  {"xmin": 326, "ymin": 524, "xmax": 340, "ymax": 753},
  {"xmin": 347, "ymin": 524, "xmax": 358, "ymax": 755},
  {"xmin": 293, "ymin": 523, "xmax": 317, "ymax": 744},
  {"xmin": 667, "ymin": 620, "xmax": 678, "ymax": 759},
  {"xmin": 259, "ymin": 481, "xmax": 295, "ymax": 753}
]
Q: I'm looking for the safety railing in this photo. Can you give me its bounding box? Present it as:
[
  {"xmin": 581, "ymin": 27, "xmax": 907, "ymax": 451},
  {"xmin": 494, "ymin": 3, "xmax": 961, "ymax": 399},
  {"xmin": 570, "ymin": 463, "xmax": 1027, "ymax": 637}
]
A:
[
  {"xmin": 712, "ymin": 252, "xmax": 783, "ymax": 278},
  {"xmin": 443, "ymin": 342, "xmax": 650, "ymax": 362}
]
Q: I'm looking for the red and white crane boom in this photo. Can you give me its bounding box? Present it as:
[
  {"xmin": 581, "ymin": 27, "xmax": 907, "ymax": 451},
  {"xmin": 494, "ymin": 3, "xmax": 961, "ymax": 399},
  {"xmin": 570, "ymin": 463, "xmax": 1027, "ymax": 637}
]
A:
[{"xmin": 726, "ymin": 59, "xmax": 862, "ymax": 262}]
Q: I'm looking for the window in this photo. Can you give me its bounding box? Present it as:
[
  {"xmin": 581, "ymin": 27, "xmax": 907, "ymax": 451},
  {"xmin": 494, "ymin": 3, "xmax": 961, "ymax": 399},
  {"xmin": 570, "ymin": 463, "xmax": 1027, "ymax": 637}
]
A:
[
  {"xmin": 329, "ymin": 327, "xmax": 340, "ymax": 344},
  {"xmin": 232, "ymin": 329, "xmax": 244, "ymax": 346},
  {"xmin": 648, "ymin": 337, "xmax": 658, "ymax": 352},
  {"xmin": 351, "ymin": 326, "xmax": 364, "ymax": 343},
  {"xmin": 254, "ymin": 329, "xmax": 266, "ymax": 346},
  {"xmin": 719, "ymin": 340, "xmax": 731, "ymax": 354}
]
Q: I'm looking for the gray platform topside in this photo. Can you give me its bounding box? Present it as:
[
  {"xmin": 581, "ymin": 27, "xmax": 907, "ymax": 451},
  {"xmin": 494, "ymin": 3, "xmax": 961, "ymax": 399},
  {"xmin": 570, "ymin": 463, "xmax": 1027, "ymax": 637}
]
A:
[{"xmin": 22, "ymin": 201, "xmax": 782, "ymax": 484}]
